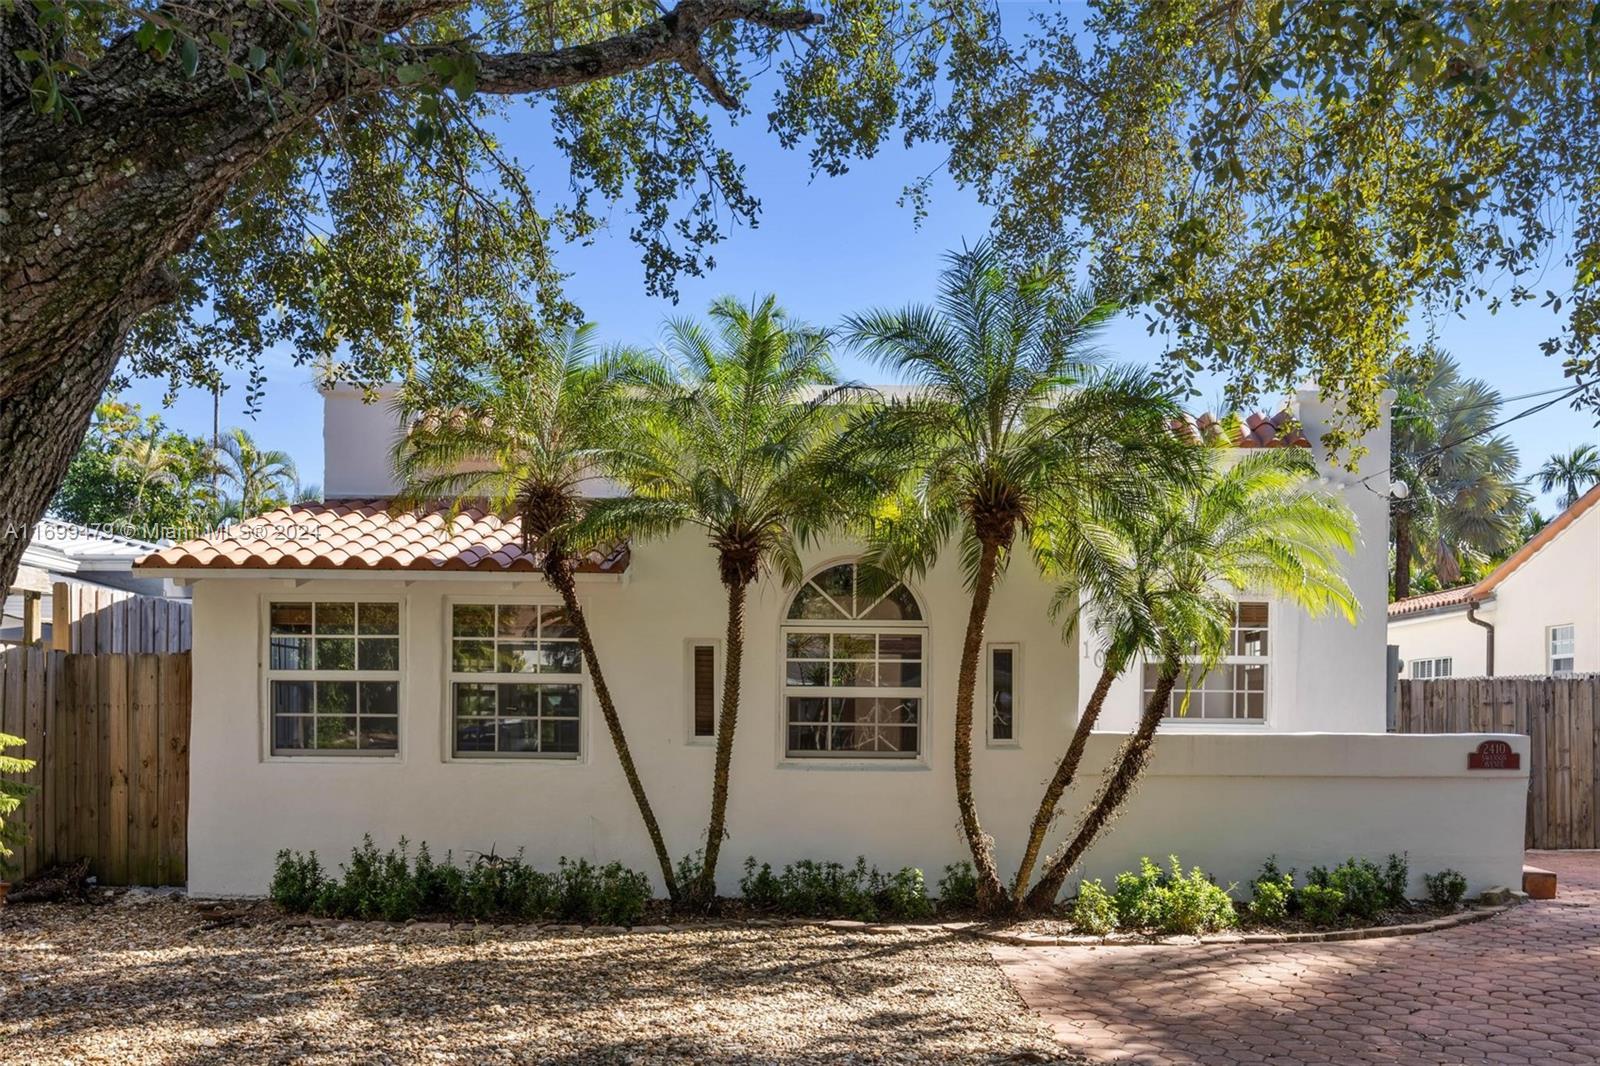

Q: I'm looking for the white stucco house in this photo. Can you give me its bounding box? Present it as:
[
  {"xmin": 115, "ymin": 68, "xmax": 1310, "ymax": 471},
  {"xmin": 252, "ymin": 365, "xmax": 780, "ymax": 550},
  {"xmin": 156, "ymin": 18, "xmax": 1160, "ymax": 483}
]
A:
[
  {"xmin": 1388, "ymin": 484, "xmax": 1600, "ymax": 679},
  {"xmin": 134, "ymin": 384, "xmax": 1529, "ymax": 898}
]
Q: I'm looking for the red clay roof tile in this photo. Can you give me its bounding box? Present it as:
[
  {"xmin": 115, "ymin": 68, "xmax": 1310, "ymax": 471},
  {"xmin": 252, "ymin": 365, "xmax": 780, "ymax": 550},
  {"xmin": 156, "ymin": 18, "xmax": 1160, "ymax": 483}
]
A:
[{"xmin": 133, "ymin": 499, "xmax": 630, "ymax": 575}]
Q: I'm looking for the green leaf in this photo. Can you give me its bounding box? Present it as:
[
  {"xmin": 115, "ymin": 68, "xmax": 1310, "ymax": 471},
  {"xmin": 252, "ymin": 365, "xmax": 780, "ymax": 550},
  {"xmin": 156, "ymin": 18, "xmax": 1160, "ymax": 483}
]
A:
[
  {"xmin": 180, "ymin": 36, "xmax": 199, "ymax": 78},
  {"xmin": 396, "ymin": 63, "xmax": 428, "ymax": 85},
  {"xmin": 248, "ymin": 45, "xmax": 267, "ymax": 70},
  {"xmin": 208, "ymin": 30, "xmax": 231, "ymax": 51},
  {"xmin": 12, "ymin": 49, "xmax": 42, "ymax": 63}
]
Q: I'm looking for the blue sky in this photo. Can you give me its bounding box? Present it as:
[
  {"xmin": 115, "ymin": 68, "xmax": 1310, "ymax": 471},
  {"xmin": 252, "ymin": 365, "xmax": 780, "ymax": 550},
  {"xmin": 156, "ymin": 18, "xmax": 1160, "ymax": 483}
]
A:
[{"xmin": 121, "ymin": 16, "xmax": 1595, "ymax": 514}]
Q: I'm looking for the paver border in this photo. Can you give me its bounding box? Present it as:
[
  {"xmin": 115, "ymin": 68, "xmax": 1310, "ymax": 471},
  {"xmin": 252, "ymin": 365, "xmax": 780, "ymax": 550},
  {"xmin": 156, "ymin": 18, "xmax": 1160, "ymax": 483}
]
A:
[
  {"xmin": 960, "ymin": 900, "xmax": 1519, "ymax": 948},
  {"xmin": 165, "ymin": 895, "xmax": 1521, "ymax": 947}
]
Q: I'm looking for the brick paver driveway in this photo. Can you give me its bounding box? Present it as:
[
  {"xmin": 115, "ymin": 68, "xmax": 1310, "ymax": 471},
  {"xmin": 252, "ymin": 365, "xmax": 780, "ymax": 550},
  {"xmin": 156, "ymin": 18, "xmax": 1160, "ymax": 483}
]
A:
[{"xmin": 996, "ymin": 851, "xmax": 1600, "ymax": 1065}]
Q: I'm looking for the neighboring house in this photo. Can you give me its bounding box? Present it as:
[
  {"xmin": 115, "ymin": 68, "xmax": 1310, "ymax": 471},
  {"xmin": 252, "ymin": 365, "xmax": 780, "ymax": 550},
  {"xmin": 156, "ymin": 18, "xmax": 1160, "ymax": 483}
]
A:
[
  {"xmin": 1388, "ymin": 483, "xmax": 1600, "ymax": 678},
  {"xmin": 137, "ymin": 384, "xmax": 1528, "ymax": 899},
  {"xmin": 2, "ymin": 519, "xmax": 189, "ymax": 648}
]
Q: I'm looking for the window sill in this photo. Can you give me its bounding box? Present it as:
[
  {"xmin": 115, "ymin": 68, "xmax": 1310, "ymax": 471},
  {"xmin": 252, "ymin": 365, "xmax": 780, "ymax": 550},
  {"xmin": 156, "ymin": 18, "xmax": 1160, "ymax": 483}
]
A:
[{"xmin": 776, "ymin": 757, "xmax": 930, "ymax": 772}]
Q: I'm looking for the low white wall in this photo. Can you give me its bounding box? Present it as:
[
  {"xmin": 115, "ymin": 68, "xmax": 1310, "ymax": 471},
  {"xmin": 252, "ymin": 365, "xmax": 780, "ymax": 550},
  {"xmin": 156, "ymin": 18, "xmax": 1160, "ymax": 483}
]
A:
[{"xmin": 1060, "ymin": 732, "xmax": 1527, "ymax": 897}]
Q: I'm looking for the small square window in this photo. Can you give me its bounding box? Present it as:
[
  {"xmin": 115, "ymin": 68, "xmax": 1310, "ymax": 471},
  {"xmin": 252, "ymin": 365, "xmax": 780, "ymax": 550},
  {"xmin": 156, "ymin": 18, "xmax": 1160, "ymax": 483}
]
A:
[{"xmin": 265, "ymin": 600, "xmax": 401, "ymax": 756}]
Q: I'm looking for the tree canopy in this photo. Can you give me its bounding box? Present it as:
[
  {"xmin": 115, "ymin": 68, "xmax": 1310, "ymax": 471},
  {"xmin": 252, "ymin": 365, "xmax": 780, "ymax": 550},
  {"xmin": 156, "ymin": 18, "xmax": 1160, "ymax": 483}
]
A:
[{"xmin": 4, "ymin": 1, "xmax": 1597, "ymax": 596}]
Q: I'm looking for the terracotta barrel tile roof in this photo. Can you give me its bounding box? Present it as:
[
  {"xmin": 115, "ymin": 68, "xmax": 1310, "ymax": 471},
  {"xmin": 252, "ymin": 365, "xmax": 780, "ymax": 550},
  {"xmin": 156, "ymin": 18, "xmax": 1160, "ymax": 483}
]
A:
[
  {"xmin": 1387, "ymin": 585, "xmax": 1477, "ymax": 619},
  {"xmin": 1169, "ymin": 410, "xmax": 1312, "ymax": 449},
  {"xmin": 134, "ymin": 499, "xmax": 629, "ymax": 574}
]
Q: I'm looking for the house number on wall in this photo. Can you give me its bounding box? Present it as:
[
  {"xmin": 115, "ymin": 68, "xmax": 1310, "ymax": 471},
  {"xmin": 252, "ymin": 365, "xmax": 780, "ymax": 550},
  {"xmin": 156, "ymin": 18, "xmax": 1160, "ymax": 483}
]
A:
[{"xmin": 1467, "ymin": 740, "xmax": 1520, "ymax": 770}]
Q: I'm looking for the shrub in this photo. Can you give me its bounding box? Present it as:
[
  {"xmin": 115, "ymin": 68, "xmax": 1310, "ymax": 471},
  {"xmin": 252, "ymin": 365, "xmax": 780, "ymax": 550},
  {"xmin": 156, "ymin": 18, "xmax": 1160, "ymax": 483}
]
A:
[
  {"xmin": 1248, "ymin": 874, "xmax": 1294, "ymax": 925},
  {"xmin": 876, "ymin": 865, "xmax": 934, "ymax": 921},
  {"xmin": 0, "ymin": 731, "xmax": 36, "ymax": 878},
  {"xmin": 1380, "ymin": 853, "xmax": 1410, "ymax": 908},
  {"xmin": 738, "ymin": 856, "xmax": 933, "ymax": 921},
  {"xmin": 1326, "ymin": 859, "xmax": 1386, "ymax": 921},
  {"xmin": 1112, "ymin": 857, "xmax": 1236, "ymax": 935},
  {"xmin": 740, "ymin": 857, "xmax": 783, "ymax": 908},
  {"xmin": 1423, "ymin": 869, "xmax": 1468, "ymax": 909},
  {"xmin": 1112, "ymin": 857, "xmax": 1167, "ymax": 929},
  {"xmin": 1299, "ymin": 884, "xmax": 1345, "ymax": 926},
  {"xmin": 1159, "ymin": 859, "xmax": 1237, "ymax": 935},
  {"xmin": 1070, "ymin": 879, "xmax": 1117, "ymax": 936},
  {"xmin": 267, "ymin": 840, "xmax": 650, "ymax": 925},
  {"xmin": 937, "ymin": 861, "xmax": 979, "ymax": 911},
  {"xmin": 269, "ymin": 849, "xmax": 325, "ymax": 913}
]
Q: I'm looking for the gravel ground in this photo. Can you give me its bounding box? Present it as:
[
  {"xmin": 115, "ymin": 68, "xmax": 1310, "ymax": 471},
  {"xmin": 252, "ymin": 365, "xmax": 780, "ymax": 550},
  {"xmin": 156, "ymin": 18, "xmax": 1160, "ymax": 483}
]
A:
[{"xmin": 0, "ymin": 898, "xmax": 1076, "ymax": 1064}]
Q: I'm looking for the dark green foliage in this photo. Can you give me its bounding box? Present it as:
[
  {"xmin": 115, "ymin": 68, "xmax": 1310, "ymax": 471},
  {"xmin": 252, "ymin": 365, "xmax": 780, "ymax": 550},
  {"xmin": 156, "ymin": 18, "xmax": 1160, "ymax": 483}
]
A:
[
  {"xmin": 1424, "ymin": 869, "xmax": 1469, "ymax": 909},
  {"xmin": 1299, "ymin": 884, "xmax": 1346, "ymax": 926},
  {"xmin": 1380, "ymin": 853, "xmax": 1410, "ymax": 908},
  {"xmin": 1249, "ymin": 857, "xmax": 1299, "ymax": 915},
  {"xmin": 936, "ymin": 861, "xmax": 979, "ymax": 911},
  {"xmin": 268, "ymin": 839, "xmax": 651, "ymax": 926},
  {"xmin": 1112, "ymin": 856, "xmax": 1237, "ymax": 935},
  {"xmin": 1325, "ymin": 859, "xmax": 1387, "ymax": 921},
  {"xmin": 738, "ymin": 856, "xmax": 933, "ymax": 922}
]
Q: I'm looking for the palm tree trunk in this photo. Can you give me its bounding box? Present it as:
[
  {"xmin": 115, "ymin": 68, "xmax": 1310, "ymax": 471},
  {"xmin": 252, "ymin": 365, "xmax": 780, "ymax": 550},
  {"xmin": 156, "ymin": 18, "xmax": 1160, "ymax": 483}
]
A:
[
  {"xmin": 1010, "ymin": 655, "xmax": 1123, "ymax": 906},
  {"xmin": 692, "ymin": 578, "xmax": 748, "ymax": 906},
  {"xmin": 956, "ymin": 538, "xmax": 1006, "ymax": 911},
  {"xmin": 545, "ymin": 557, "xmax": 680, "ymax": 902},
  {"xmin": 1393, "ymin": 507, "xmax": 1412, "ymax": 600},
  {"xmin": 1023, "ymin": 664, "xmax": 1179, "ymax": 912}
]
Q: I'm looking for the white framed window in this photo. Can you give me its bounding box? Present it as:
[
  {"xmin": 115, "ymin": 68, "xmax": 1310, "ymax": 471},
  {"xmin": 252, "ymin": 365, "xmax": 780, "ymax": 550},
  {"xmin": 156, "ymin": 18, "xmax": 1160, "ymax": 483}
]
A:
[
  {"xmin": 449, "ymin": 602, "xmax": 582, "ymax": 758},
  {"xmin": 266, "ymin": 600, "xmax": 400, "ymax": 755},
  {"xmin": 1410, "ymin": 656, "xmax": 1453, "ymax": 680},
  {"xmin": 781, "ymin": 561, "xmax": 925, "ymax": 759},
  {"xmin": 1144, "ymin": 601, "xmax": 1269, "ymax": 721},
  {"xmin": 685, "ymin": 639, "xmax": 721, "ymax": 742},
  {"xmin": 1549, "ymin": 624, "xmax": 1576, "ymax": 676},
  {"xmin": 987, "ymin": 643, "xmax": 1020, "ymax": 745}
]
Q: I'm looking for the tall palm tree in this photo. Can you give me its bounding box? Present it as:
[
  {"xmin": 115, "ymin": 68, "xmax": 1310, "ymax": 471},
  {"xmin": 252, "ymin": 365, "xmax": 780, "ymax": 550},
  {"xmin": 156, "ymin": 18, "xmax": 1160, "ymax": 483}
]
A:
[
  {"xmin": 391, "ymin": 325, "xmax": 681, "ymax": 900},
  {"xmin": 579, "ymin": 295, "xmax": 872, "ymax": 907},
  {"xmin": 839, "ymin": 241, "xmax": 1202, "ymax": 911},
  {"xmin": 1535, "ymin": 444, "xmax": 1600, "ymax": 510},
  {"xmin": 1389, "ymin": 351, "xmax": 1526, "ymax": 598},
  {"xmin": 215, "ymin": 427, "xmax": 299, "ymax": 518},
  {"xmin": 1021, "ymin": 446, "xmax": 1358, "ymax": 911},
  {"xmin": 113, "ymin": 421, "xmax": 180, "ymax": 518}
]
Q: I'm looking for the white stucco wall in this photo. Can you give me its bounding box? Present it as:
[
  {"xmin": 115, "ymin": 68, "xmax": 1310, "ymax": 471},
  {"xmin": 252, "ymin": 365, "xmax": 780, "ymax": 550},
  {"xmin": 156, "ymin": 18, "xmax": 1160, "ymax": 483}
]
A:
[
  {"xmin": 1388, "ymin": 609, "xmax": 1491, "ymax": 678},
  {"xmin": 1084, "ymin": 387, "xmax": 1393, "ymax": 733},
  {"xmin": 1387, "ymin": 498, "xmax": 1600, "ymax": 678},
  {"xmin": 182, "ymin": 529, "xmax": 1523, "ymax": 899}
]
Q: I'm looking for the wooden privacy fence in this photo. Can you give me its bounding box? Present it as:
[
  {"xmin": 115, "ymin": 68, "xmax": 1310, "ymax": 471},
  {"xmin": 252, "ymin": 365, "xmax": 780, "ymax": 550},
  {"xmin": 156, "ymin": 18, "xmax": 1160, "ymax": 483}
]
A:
[
  {"xmin": 0, "ymin": 647, "xmax": 190, "ymax": 884},
  {"xmin": 1395, "ymin": 676, "xmax": 1599, "ymax": 850},
  {"xmin": 51, "ymin": 580, "xmax": 192, "ymax": 653}
]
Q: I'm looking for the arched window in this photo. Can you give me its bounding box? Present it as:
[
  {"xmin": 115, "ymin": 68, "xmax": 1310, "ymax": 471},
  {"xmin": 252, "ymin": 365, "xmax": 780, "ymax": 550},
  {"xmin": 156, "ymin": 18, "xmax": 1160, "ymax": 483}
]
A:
[{"xmin": 782, "ymin": 562, "xmax": 925, "ymax": 758}]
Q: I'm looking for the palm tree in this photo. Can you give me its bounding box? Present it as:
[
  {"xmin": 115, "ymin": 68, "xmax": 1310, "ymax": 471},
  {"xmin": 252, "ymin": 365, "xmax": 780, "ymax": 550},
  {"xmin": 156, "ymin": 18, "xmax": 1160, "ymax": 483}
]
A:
[
  {"xmin": 391, "ymin": 325, "xmax": 681, "ymax": 900},
  {"xmin": 579, "ymin": 295, "xmax": 871, "ymax": 907},
  {"xmin": 1020, "ymin": 446, "xmax": 1359, "ymax": 911},
  {"xmin": 112, "ymin": 421, "xmax": 180, "ymax": 518},
  {"xmin": 215, "ymin": 427, "xmax": 299, "ymax": 518},
  {"xmin": 1535, "ymin": 444, "xmax": 1600, "ymax": 510},
  {"xmin": 1389, "ymin": 351, "xmax": 1526, "ymax": 599},
  {"xmin": 838, "ymin": 241, "xmax": 1202, "ymax": 911}
]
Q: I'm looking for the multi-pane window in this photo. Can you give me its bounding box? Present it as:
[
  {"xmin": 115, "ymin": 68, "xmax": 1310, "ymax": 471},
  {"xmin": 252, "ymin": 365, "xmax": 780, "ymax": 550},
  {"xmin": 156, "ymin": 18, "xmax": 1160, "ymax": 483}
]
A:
[
  {"xmin": 267, "ymin": 601, "xmax": 400, "ymax": 755},
  {"xmin": 1144, "ymin": 602, "xmax": 1269, "ymax": 721},
  {"xmin": 1411, "ymin": 657, "xmax": 1452, "ymax": 680},
  {"xmin": 450, "ymin": 603, "xmax": 582, "ymax": 757},
  {"xmin": 1549, "ymin": 624, "xmax": 1576, "ymax": 675},
  {"xmin": 988, "ymin": 644, "xmax": 1019, "ymax": 744},
  {"xmin": 782, "ymin": 562, "xmax": 925, "ymax": 758}
]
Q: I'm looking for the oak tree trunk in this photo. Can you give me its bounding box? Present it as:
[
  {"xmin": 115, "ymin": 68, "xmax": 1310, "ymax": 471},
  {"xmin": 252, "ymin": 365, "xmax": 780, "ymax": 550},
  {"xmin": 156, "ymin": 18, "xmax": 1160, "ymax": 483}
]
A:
[
  {"xmin": 545, "ymin": 555, "xmax": 679, "ymax": 901},
  {"xmin": 956, "ymin": 538, "xmax": 1006, "ymax": 912},
  {"xmin": 1024, "ymin": 664, "xmax": 1179, "ymax": 912},
  {"xmin": 1009, "ymin": 656, "xmax": 1123, "ymax": 907},
  {"xmin": 692, "ymin": 577, "xmax": 748, "ymax": 906}
]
